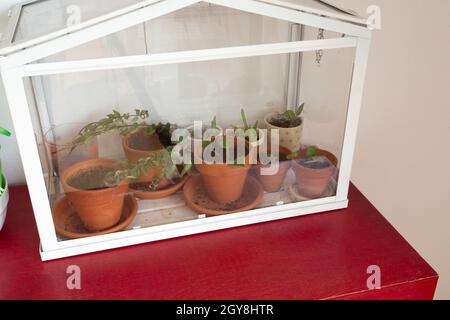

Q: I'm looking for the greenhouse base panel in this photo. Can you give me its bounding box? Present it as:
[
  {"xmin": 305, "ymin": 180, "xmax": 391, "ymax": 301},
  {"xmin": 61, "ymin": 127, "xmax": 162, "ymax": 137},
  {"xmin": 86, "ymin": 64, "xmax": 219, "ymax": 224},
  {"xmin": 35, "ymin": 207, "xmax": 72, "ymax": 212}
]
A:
[{"xmin": 40, "ymin": 198, "xmax": 348, "ymax": 261}]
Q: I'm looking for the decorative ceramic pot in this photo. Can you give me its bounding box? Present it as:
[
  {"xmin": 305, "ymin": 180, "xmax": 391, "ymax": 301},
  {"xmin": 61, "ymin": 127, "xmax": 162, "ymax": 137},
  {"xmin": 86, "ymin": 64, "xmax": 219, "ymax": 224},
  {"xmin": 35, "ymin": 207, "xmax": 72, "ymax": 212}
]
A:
[{"xmin": 264, "ymin": 112, "xmax": 303, "ymax": 152}]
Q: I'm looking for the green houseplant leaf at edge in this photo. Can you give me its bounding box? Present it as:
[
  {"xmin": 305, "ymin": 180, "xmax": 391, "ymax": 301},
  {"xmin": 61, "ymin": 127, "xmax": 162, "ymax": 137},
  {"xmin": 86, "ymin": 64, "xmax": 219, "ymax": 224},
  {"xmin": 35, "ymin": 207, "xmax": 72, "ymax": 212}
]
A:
[{"xmin": 0, "ymin": 127, "xmax": 12, "ymax": 195}]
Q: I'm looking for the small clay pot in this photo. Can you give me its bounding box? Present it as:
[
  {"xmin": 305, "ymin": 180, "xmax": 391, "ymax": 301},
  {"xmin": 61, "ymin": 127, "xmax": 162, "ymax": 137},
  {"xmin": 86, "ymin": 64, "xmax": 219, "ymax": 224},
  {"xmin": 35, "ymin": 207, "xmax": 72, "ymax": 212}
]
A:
[
  {"xmin": 61, "ymin": 158, "xmax": 129, "ymax": 232},
  {"xmin": 295, "ymin": 148, "xmax": 338, "ymax": 168},
  {"xmin": 254, "ymin": 146, "xmax": 292, "ymax": 193},
  {"xmin": 195, "ymin": 138, "xmax": 252, "ymax": 205},
  {"xmin": 122, "ymin": 130, "xmax": 169, "ymax": 189},
  {"xmin": 291, "ymin": 154, "xmax": 336, "ymax": 199},
  {"xmin": 264, "ymin": 112, "xmax": 303, "ymax": 152}
]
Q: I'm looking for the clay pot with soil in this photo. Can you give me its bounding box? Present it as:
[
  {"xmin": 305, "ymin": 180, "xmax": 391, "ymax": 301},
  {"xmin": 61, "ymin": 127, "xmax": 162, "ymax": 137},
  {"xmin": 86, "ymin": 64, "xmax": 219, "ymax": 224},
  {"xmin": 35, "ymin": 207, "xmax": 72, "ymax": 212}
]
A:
[
  {"xmin": 122, "ymin": 127, "xmax": 170, "ymax": 189},
  {"xmin": 291, "ymin": 147, "xmax": 337, "ymax": 199},
  {"xmin": 194, "ymin": 137, "xmax": 253, "ymax": 205},
  {"xmin": 264, "ymin": 104, "xmax": 305, "ymax": 152},
  {"xmin": 254, "ymin": 146, "xmax": 292, "ymax": 193},
  {"xmin": 61, "ymin": 158, "xmax": 128, "ymax": 232}
]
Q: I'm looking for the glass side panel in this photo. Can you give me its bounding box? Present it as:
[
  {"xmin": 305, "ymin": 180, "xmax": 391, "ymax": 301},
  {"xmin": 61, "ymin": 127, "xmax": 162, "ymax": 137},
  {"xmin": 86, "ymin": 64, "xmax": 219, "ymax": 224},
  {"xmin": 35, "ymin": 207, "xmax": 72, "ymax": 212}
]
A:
[
  {"xmin": 262, "ymin": 0, "xmax": 364, "ymax": 20},
  {"xmin": 13, "ymin": 0, "xmax": 139, "ymax": 43},
  {"xmin": 25, "ymin": 45, "xmax": 355, "ymax": 242},
  {"xmin": 41, "ymin": 4, "xmax": 295, "ymax": 62}
]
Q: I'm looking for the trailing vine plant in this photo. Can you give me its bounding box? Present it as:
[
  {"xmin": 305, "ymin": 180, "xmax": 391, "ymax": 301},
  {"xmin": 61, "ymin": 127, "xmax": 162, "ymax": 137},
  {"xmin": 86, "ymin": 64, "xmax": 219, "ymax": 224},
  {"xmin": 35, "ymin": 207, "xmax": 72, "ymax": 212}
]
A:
[
  {"xmin": 104, "ymin": 147, "xmax": 182, "ymax": 190},
  {"xmin": 71, "ymin": 109, "xmax": 154, "ymax": 152}
]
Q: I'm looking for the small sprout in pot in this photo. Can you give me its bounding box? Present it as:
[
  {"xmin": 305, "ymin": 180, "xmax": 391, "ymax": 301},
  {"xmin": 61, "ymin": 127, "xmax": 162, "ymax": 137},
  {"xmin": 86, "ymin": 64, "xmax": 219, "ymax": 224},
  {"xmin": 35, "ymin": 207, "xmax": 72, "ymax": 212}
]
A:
[
  {"xmin": 287, "ymin": 145, "xmax": 317, "ymax": 160},
  {"xmin": 269, "ymin": 103, "xmax": 305, "ymax": 128},
  {"xmin": 236, "ymin": 108, "xmax": 259, "ymax": 144}
]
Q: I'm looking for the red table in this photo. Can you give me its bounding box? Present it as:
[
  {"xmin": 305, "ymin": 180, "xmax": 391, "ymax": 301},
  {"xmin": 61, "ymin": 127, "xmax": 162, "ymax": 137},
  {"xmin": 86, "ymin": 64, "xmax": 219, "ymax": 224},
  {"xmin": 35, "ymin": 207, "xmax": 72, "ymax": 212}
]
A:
[{"xmin": 0, "ymin": 184, "xmax": 438, "ymax": 300}]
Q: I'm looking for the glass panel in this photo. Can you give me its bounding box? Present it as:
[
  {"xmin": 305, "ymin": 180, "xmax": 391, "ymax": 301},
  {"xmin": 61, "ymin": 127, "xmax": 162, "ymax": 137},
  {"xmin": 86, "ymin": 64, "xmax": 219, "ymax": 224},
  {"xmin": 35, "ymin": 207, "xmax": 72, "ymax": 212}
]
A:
[
  {"xmin": 13, "ymin": 0, "xmax": 139, "ymax": 43},
  {"xmin": 42, "ymin": 4, "xmax": 294, "ymax": 62},
  {"xmin": 25, "ymin": 44, "xmax": 355, "ymax": 242},
  {"xmin": 143, "ymin": 3, "xmax": 292, "ymax": 54},
  {"xmin": 266, "ymin": 0, "xmax": 362, "ymax": 20}
]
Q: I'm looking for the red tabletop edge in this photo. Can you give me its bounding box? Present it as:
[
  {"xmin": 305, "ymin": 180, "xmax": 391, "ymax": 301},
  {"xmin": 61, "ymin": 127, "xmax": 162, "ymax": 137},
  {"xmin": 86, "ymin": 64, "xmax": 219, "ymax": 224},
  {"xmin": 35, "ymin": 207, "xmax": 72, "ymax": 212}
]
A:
[{"xmin": 0, "ymin": 184, "xmax": 438, "ymax": 300}]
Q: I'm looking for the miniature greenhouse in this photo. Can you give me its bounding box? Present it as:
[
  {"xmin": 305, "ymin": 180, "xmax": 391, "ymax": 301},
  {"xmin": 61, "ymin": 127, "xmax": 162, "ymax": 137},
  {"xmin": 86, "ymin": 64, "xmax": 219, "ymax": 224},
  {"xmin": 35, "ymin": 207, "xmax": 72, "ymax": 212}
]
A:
[{"xmin": 0, "ymin": 0, "xmax": 372, "ymax": 260}]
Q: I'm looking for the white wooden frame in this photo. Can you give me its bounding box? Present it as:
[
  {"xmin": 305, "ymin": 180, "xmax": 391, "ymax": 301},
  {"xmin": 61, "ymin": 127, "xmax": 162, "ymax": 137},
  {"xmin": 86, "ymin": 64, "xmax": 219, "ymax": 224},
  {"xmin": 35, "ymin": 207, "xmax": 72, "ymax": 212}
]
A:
[{"xmin": 0, "ymin": 0, "xmax": 371, "ymax": 261}]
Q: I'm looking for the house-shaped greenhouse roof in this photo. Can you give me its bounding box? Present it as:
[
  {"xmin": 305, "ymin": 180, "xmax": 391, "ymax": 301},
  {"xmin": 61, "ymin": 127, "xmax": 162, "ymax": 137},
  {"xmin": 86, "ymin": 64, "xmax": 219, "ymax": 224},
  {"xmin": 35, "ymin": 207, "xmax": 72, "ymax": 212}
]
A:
[{"xmin": 0, "ymin": 0, "xmax": 370, "ymax": 62}]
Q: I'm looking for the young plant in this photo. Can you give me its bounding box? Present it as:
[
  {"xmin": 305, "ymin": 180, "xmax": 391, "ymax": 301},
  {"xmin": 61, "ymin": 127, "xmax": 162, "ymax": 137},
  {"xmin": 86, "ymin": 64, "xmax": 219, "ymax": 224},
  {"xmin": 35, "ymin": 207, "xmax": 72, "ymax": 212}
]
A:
[
  {"xmin": 0, "ymin": 127, "xmax": 11, "ymax": 195},
  {"xmin": 234, "ymin": 108, "xmax": 259, "ymax": 143},
  {"xmin": 71, "ymin": 109, "xmax": 154, "ymax": 152},
  {"xmin": 282, "ymin": 103, "xmax": 305, "ymax": 122},
  {"xmin": 211, "ymin": 116, "xmax": 218, "ymax": 130},
  {"xmin": 287, "ymin": 146, "xmax": 317, "ymax": 160},
  {"xmin": 269, "ymin": 103, "xmax": 305, "ymax": 128},
  {"xmin": 200, "ymin": 116, "xmax": 221, "ymax": 148}
]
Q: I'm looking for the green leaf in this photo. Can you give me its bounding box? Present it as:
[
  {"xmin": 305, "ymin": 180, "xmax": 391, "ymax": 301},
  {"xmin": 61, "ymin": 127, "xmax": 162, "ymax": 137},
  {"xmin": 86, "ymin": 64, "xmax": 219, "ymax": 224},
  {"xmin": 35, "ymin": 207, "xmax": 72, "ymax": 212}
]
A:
[
  {"xmin": 282, "ymin": 110, "xmax": 297, "ymax": 120},
  {"xmin": 241, "ymin": 108, "xmax": 249, "ymax": 130},
  {"xmin": 296, "ymin": 103, "xmax": 305, "ymax": 116},
  {"xmin": 286, "ymin": 151, "xmax": 300, "ymax": 160},
  {"xmin": 306, "ymin": 146, "xmax": 317, "ymax": 158},
  {"xmin": 0, "ymin": 127, "xmax": 11, "ymax": 137},
  {"xmin": 246, "ymin": 129, "xmax": 258, "ymax": 143},
  {"xmin": 211, "ymin": 116, "xmax": 218, "ymax": 129}
]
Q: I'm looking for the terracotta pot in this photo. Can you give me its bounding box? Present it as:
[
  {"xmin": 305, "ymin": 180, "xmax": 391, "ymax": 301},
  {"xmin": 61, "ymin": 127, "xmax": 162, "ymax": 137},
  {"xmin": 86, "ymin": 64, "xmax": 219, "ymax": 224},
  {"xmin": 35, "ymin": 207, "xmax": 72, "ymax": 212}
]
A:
[
  {"xmin": 295, "ymin": 148, "xmax": 338, "ymax": 168},
  {"xmin": 61, "ymin": 158, "xmax": 128, "ymax": 232},
  {"xmin": 183, "ymin": 175, "xmax": 264, "ymax": 216},
  {"xmin": 291, "ymin": 155, "xmax": 336, "ymax": 199},
  {"xmin": 122, "ymin": 130, "xmax": 169, "ymax": 189},
  {"xmin": 53, "ymin": 194, "xmax": 138, "ymax": 239},
  {"xmin": 264, "ymin": 112, "xmax": 303, "ymax": 152},
  {"xmin": 195, "ymin": 138, "xmax": 252, "ymax": 205},
  {"xmin": 254, "ymin": 146, "xmax": 292, "ymax": 193}
]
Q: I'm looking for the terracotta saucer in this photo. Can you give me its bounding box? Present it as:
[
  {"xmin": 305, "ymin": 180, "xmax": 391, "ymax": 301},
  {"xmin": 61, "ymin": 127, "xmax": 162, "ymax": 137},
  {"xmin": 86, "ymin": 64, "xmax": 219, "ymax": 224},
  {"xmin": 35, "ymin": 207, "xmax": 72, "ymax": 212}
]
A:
[
  {"xmin": 52, "ymin": 195, "xmax": 138, "ymax": 239},
  {"xmin": 288, "ymin": 179, "xmax": 337, "ymax": 202},
  {"xmin": 130, "ymin": 176, "xmax": 190, "ymax": 200},
  {"xmin": 183, "ymin": 175, "xmax": 264, "ymax": 216}
]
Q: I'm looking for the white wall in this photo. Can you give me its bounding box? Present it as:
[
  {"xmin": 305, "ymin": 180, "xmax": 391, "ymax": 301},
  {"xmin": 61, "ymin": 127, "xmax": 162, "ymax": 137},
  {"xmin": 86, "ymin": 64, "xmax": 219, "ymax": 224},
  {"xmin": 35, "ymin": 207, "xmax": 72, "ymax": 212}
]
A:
[
  {"xmin": 0, "ymin": 1, "xmax": 26, "ymax": 185},
  {"xmin": 344, "ymin": 0, "xmax": 450, "ymax": 300},
  {"xmin": 0, "ymin": 0, "xmax": 449, "ymax": 299}
]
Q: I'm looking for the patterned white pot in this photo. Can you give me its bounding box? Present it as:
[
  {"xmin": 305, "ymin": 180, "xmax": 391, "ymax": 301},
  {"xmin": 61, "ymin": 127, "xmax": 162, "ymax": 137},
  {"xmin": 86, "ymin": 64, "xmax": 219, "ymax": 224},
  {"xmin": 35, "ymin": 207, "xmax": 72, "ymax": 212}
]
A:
[
  {"xmin": 0, "ymin": 175, "xmax": 9, "ymax": 232},
  {"xmin": 264, "ymin": 112, "xmax": 303, "ymax": 152}
]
